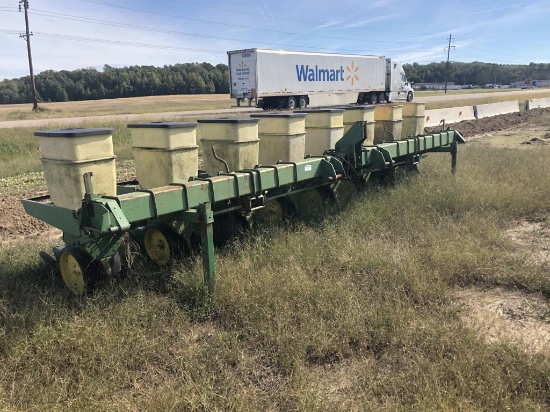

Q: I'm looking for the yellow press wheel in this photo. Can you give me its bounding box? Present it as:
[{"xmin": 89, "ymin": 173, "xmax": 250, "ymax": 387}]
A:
[
  {"xmin": 143, "ymin": 224, "xmax": 184, "ymax": 265},
  {"xmin": 59, "ymin": 247, "xmax": 95, "ymax": 294}
]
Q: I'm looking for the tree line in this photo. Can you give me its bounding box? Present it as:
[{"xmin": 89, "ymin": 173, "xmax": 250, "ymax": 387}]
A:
[
  {"xmin": 2, "ymin": 60, "xmax": 550, "ymax": 105},
  {"xmin": 0, "ymin": 62, "xmax": 229, "ymax": 104},
  {"xmin": 403, "ymin": 61, "xmax": 550, "ymax": 86}
]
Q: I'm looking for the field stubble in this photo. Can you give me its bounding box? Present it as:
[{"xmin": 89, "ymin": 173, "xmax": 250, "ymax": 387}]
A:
[
  {"xmin": 0, "ymin": 112, "xmax": 549, "ymax": 410},
  {"xmin": 0, "ymin": 94, "xmax": 232, "ymax": 122}
]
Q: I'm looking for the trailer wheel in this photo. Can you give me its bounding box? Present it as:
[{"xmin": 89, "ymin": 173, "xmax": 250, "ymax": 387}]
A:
[
  {"xmin": 367, "ymin": 93, "xmax": 378, "ymax": 104},
  {"xmin": 298, "ymin": 96, "xmax": 307, "ymax": 109},
  {"xmin": 287, "ymin": 96, "xmax": 297, "ymax": 110},
  {"xmin": 406, "ymin": 91, "xmax": 413, "ymax": 102},
  {"xmin": 378, "ymin": 93, "xmax": 386, "ymax": 103}
]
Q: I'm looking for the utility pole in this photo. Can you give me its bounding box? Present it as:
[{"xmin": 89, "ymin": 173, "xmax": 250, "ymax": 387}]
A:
[
  {"xmin": 443, "ymin": 34, "xmax": 455, "ymax": 94},
  {"xmin": 19, "ymin": 0, "xmax": 38, "ymax": 110}
]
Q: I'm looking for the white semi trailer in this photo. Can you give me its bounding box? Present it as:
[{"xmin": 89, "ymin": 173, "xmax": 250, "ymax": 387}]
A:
[{"xmin": 228, "ymin": 48, "xmax": 414, "ymax": 109}]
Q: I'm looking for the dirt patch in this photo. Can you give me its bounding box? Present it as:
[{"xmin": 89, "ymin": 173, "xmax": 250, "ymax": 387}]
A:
[
  {"xmin": 455, "ymin": 287, "xmax": 550, "ymax": 355},
  {"xmin": 455, "ymin": 219, "xmax": 550, "ymax": 355},
  {"xmin": 425, "ymin": 107, "xmax": 550, "ymax": 137},
  {"xmin": 0, "ymin": 194, "xmax": 62, "ymax": 243},
  {"xmin": 505, "ymin": 219, "xmax": 550, "ymax": 265}
]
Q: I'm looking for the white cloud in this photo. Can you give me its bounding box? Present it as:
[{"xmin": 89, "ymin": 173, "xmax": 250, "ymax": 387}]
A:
[{"xmin": 470, "ymin": 5, "xmax": 518, "ymax": 15}]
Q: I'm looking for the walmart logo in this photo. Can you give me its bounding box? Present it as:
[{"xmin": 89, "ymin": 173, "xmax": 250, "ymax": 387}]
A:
[
  {"xmin": 346, "ymin": 61, "xmax": 359, "ymax": 86},
  {"xmin": 295, "ymin": 64, "xmax": 344, "ymax": 82},
  {"xmin": 295, "ymin": 61, "xmax": 359, "ymax": 85}
]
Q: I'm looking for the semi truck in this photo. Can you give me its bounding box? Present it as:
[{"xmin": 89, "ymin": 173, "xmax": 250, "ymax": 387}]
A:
[{"xmin": 228, "ymin": 48, "xmax": 414, "ymax": 110}]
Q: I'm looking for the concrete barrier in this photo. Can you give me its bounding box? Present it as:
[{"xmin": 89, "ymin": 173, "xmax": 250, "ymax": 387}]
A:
[
  {"xmin": 474, "ymin": 101, "xmax": 519, "ymax": 119},
  {"xmin": 424, "ymin": 106, "xmax": 475, "ymax": 128},
  {"xmin": 526, "ymin": 97, "xmax": 550, "ymax": 110}
]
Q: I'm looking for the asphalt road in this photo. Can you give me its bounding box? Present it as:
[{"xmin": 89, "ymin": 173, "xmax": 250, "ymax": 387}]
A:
[{"xmin": 1, "ymin": 89, "xmax": 549, "ymax": 129}]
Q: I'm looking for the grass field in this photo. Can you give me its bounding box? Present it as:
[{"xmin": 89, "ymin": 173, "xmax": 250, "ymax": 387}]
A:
[
  {"xmin": 0, "ymin": 104, "xmax": 549, "ymax": 410},
  {"xmin": 0, "ymin": 94, "xmax": 232, "ymax": 122},
  {"xmin": 1, "ymin": 140, "xmax": 549, "ymax": 410}
]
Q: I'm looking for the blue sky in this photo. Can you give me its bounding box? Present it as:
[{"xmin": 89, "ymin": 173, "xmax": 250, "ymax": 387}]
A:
[{"xmin": 1, "ymin": 0, "xmax": 549, "ymax": 80}]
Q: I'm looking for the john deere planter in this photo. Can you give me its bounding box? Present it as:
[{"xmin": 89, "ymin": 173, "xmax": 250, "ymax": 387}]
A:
[{"xmin": 23, "ymin": 118, "xmax": 464, "ymax": 294}]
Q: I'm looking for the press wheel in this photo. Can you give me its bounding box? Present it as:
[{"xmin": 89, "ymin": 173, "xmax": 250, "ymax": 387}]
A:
[
  {"xmin": 334, "ymin": 180, "xmax": 360, "ymax": 205},
  {"xmin": 143, "ymin": 224, "xmax": 183, "ymax": 265},
  {"xmin": 254, "ymin": 198, "xmax": 293, "ymax": 226},
  {"xmin": 59, "ymin": 246, "xmax": 95, "ymax": 294},
  {"xmin": 296, "ymin": 187, "xmax": 333, "ymax": 219}
]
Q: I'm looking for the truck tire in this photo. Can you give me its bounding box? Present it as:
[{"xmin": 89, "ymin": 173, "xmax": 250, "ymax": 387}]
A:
[
  {"xmin": 378, "ymin": 93, "xmax": 385, "ymax": 103},
  {"xmin": 287, "ymin": 97, "xmax": 297, "ymax": 110},
  {"xmin": 298, "ymin": 96, "xmax": 307, "ymax": 109},
  {"xmin": 406, "ymin": 92, "xmax": 413, "ymax": 102},
  {"xmin": 367, "ymin": 93, "xmax": 378, "ymax": 104},
  {"xmin": 385, "ymin": 93, "xmax": 392, "ymax": 103}
]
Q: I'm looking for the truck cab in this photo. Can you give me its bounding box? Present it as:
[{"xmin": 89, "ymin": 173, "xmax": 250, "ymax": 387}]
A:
[{"xmin": 386, "ymin": 59, "xmax": 414, "ymax": 103}]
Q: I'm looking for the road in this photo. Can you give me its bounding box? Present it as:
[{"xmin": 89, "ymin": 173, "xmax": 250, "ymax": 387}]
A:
[{"xmin": 1, "ymin": 89, "xmax": 549, "ymax": 129}]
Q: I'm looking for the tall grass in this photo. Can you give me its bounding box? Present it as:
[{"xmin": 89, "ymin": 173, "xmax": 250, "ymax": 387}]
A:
[{"xmin": 0, "ymin": 143, "xmax": 549, "ymax": 410}]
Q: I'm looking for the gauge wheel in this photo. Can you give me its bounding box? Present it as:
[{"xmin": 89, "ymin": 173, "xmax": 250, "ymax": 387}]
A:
[{"xmin": 59, "ymin": 246, "xmax": 96, "ymax": 294}]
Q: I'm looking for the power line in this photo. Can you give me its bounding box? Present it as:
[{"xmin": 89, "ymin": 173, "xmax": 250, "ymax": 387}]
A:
[
  {"xmin": 22, "ymin": 30, "xmax": 439, "ymax": 57},
  {"xmin": 33, "ymin": 31, "xmax": 223, "ymax": 52},
  {"xmin": 5, "ymin": 2, "xmax": 547, "ymax": 58},
  {"xmin": 29, "ymin": 9, "xmax": 443, "ymax": 53},
  {"xmin": 27, "ymin": 9, "xmax": 356, "ymax": 51}
]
